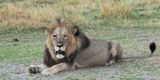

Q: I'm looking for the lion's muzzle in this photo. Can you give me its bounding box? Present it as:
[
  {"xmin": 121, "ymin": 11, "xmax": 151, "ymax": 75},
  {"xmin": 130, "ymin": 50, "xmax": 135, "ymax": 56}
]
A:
[
  {"xmin": 55, "ymin": 50, "xmax": 66, "ymax": 59},
  {"xmin": 56, "ymin": 44, "xmax": 63, "ymax": 48}
]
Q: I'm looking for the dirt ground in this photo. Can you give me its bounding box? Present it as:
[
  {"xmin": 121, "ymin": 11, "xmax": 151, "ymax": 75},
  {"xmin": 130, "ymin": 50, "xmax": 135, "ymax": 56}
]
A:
[{"xmin": 1, "ymin": 57, "xmax": 160, "ymax": 80}]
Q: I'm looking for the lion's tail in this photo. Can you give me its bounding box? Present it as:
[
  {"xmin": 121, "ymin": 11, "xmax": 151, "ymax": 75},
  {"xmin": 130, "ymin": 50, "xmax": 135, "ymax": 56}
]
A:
[
  {"xmin": 121, "ymin": 42, "xmax": 156, "ymax": 60},
  {"xmin": 149, "ymin": 41, "xmax": 156, "ymax": 56}
]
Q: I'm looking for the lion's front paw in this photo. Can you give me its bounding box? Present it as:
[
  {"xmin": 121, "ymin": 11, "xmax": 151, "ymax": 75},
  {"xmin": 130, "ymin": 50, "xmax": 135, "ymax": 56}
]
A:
[{"xmin": 28, "ymin": 65, "xmax": 41, "ymax": 74}]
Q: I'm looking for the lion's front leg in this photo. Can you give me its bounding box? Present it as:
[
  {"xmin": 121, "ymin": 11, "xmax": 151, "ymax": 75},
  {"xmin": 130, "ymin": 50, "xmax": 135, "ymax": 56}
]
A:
[
  {"xmin": 41, "ymin": 63, "xmax": 70, "ymax": 75},
  {"xmin": 28, "ymin": 64, "xmax": 47, "ymax": 74}
]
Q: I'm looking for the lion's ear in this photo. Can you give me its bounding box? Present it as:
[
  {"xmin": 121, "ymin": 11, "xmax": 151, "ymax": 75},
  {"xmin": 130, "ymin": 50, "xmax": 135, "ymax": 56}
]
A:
[
  {"xmin": 45, "ymin": 27, "xmax": 54, "ymax": 34},
  {"xmin": 73, "ymin": 26, "xmax": 80, "ymax": 36}
]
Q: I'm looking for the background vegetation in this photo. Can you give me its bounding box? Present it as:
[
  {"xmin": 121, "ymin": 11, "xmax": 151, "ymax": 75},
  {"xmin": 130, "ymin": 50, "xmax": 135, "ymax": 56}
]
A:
[{"xmin": 0, "ymin": 0, "xmax": 160, "ymax": 32}]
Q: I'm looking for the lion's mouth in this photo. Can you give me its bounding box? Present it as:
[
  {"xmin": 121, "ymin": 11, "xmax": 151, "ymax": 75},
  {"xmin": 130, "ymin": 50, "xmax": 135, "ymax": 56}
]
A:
[
  {"xmin": 55, "ymin": 50, "xmax": 66, "ymax": 59},
  {"xmin": 56, "ymin": 50, "xmax": 65, "ymax": 54},
  {"xmin": 54, "ymin": 46, "xmax": 66, "ymax": 59}
]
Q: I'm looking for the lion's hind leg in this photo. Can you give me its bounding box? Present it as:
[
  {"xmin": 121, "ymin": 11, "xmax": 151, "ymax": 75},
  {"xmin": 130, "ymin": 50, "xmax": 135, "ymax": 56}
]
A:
[
  {"xmin": 28, "ymin": 64, "xmax": 47, "ymax": 74},
  {"xmin": 107, "ymin": 43, "xmax": 123, "ymax": 65}
]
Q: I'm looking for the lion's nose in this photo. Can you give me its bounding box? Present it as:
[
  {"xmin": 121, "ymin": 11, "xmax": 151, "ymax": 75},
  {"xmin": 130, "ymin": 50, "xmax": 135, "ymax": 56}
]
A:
[{"xmin": 57, "ymin": 44, "xmax": 63, "ymax": 47}]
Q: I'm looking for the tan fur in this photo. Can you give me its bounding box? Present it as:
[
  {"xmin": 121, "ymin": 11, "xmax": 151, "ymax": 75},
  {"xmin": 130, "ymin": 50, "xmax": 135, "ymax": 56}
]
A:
[
  {"xmin": 28, "ymin": 18, "xmax": 123, "ymax": 75},
  {"xmin": 72, "ymin": 39, "xmax": 122, "ymax": 68}
]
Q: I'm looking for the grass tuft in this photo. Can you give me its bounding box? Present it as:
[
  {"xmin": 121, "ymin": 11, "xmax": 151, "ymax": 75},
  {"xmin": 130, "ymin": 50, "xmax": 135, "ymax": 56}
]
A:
[{"xmin": 101, "ymin": 1, "xmax": 133, "ymax": 17}]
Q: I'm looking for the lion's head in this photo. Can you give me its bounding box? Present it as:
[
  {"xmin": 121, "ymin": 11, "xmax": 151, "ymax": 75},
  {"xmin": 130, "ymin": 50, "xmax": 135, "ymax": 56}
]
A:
[{"xmin": 45, "ymin": 18, "xmax": 90, "ymax": 60}]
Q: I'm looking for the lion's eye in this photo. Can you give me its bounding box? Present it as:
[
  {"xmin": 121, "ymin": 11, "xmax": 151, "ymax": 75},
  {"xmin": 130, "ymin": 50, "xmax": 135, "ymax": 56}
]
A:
[
  {"xmin": 53, "ymin": 35, "xmax": 57, "ymax": 38},
  {"xmin": 64, "ymin": 35, "xmax": 67, "ymax": 38}
]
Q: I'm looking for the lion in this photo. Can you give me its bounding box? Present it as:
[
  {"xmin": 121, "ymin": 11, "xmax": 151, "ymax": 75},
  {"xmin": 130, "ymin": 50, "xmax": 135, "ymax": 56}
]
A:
[{"xmin": 28, "ymin": 18, "xmax": 156, "ymax": 75}]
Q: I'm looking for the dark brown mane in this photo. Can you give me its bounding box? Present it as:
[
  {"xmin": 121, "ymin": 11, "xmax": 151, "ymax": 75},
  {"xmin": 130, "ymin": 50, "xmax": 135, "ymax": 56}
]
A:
[
  {"xmin": 76, "ymin": 27, "xmax": 90, "ymax": 50},
  {"xmin": 66, "ymin": 26, "xmax": 90, "ymax": 64}
]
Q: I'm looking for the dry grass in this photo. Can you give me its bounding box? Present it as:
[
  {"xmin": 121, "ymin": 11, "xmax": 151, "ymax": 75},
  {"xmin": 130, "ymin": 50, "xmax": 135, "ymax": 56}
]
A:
[
  {"xmin": 0, "ymin": 0, "xmax": 160, "ymax": 32},
  {"xmin": 0, "ymin": 0, "xmax": 94, "ymax": 31},
  {"xmin": 0, "ymin": 2, "xmax": 58, "ymax": 31},
  {"xmin": 101, "ymin": 1, "xmax": 133, "ymax": 17}
]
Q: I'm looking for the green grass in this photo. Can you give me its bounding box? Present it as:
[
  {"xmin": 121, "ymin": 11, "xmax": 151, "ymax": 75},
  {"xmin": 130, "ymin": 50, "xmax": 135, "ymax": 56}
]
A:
[
  {"xmin": 0, "ymin": 31, "xmax": 46, "ymax": 64},
  {"xmin": 0, "ymin": 0, "xmax": 160, "ymax": 79}
]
